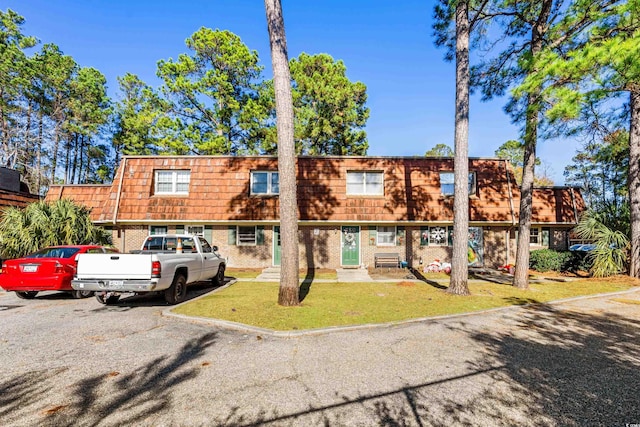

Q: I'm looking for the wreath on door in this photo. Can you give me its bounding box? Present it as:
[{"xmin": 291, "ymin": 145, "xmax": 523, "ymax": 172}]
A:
[{"xmin": 344, "ymin": 232, "xmax": 355, "ymax": 243}]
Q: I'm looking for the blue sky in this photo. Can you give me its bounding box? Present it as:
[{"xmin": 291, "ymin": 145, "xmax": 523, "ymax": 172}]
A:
[{"xmin": 6, "ymin": 0, "xmax": 581, "ymax": 184}]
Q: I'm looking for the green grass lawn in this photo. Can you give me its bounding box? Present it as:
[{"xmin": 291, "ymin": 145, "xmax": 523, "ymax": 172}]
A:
[{"xmin": 172, "ymin": 277, "xmax": 637, "ymax": 331}]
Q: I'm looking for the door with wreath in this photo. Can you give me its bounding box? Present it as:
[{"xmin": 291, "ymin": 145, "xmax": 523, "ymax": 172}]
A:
[{"xmin": 341, "ymin": 226, "xmax": 360, "ymax": 266}]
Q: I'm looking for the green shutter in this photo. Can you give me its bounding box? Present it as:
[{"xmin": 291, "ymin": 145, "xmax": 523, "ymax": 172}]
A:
[
  {"xmin": 420, "ymin": 227, "xmax": 429, "ymax": 246},
  {"xmin": 448, "ymin": 226, "xmax": 454, "ymax": 246},
  {"xmin": 369, "ymin": 228, "xmax": 377, "ymax": 246},
  {"xmin": 256, "ymin": 225, "xmax": 265, "ymax": 245},
  {"xmin": 542, "ymin": 228, "xmax": 550, "ymax": 246},
  {"xmin": 175, "ymin": 225, "xmax": 184, "ymax": 234},
  {"xmin": 396, "ymin": 226, "xmax": 405, "ymax": 246},
  {"xmin": 204, "ymin": 225, "xmax": 213, "ymax": 244},
  {"xmin": 228, "ymin": 226, "xmax": 237, "ymax": 245}
]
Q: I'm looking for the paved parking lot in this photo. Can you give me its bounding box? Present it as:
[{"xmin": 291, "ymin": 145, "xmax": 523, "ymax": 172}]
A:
[{"xmin": 1, "ymin": 285, "xmax": 639, "ymax": 426}]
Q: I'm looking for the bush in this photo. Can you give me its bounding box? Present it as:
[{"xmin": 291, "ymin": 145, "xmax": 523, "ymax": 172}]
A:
[
  {"xmin": 529, "ymin": 249, "xmax": 568, "ymax": 272},
  {"xmin": 529, "ymin": 249, "xmax": 593, "ymax": 273}
]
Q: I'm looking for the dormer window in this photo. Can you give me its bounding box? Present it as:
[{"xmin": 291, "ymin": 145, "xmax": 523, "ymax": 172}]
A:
[
  {"xmin": 155, "ymin": 170, "xmax": 190, "ymax": 195},
  {"xmin": 347, "ymin": 171, "xmax": 383, "ymax": 195},
  {"xmin": 251, "ymin": 171, "xmax": 279, "ymax": 195},
  {"xmin": 439, "ymin": 171, "xmax": 476, "ymax": 196}
]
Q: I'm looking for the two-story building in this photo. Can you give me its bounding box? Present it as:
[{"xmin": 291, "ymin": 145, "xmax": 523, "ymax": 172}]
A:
[{"xmin": 44, "ymin": 155, "xmax": 585, "ymax": 269}]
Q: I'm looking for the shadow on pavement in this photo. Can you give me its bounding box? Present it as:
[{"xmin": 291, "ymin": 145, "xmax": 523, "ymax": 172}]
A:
[
  {"xmin": 88, "ymin": 280, "xmax": 226, "ymax": 310},
  {"xmin": 0, "ymin": 332, "xmax": 219, "ymax": 426},
  {"xmin": 218, "ymin": 302, "xmax": 640, "ymax": 426}
]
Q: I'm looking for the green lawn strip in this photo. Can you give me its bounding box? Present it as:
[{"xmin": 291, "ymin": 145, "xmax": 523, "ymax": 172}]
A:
[{"xmin": 172, "ymin": 279, "xmax": 635, "ymax": 331}]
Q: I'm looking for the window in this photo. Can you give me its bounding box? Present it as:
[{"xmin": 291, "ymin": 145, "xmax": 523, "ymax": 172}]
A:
[
  {"xmin": 186, "ymin": 225, "xmax": 204, "ymax": 237},
  {"xmin": 251, "ymin": 171, "xmax": 279, "ymax": 195},
  {"xmin": 439, "ymin": 172, "xmax": 477, "ymax": 196},
  {"xmin": 347, "ymin": 171, "xmax": 383, "ymax": 195},
  {"xmin": 530, "ymin": 227, "xmax": 550, "ymax": 246},
  {"xmin": 377, "ymin": 226, "xmax": 396, "ymax": 246},
  {"xmin": 420, "ymin": 226, "xmax": 453, "ymax": 246},
  {"xmin": 238, "ymin": 226, "xmax": 257, "ymax": 245},
  {"xmin": 198, "ymin": 236, "xmax": 213, "ymax": 253},
  {"xmin": 149, "ymin": 226, "xmax": 167, "ymax": 235},
  {"xmin": 429, "ymin": 226, "xmax": 449, "ymax": 246},
  {"xmin": 155, "ymin": 170, "xmax": 190, "ymax": 194}
]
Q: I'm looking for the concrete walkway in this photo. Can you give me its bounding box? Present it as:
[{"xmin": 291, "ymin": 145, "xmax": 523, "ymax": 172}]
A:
[{"xmin": 255, "ymin": 267, "xmax": 374, "ymax": 282}]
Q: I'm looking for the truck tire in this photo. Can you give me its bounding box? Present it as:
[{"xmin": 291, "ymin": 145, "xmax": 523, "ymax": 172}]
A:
[
  {"xmin": 212, "ymin": 264, "xmax": 226, "ymax": 286},
  {"xmin": 165, "ymin": 274, "xmax": 187, "ymax": 305},
  {"xmin": 72, "ymin": 290, "xmax": 93, "ymax": 299},
  {"xmin": 95, "ymin": 293, "xmax": 120, "ymax": 305}
]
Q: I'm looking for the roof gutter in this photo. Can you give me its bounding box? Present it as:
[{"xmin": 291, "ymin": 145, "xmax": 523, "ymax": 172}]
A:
[{"xmin": 112, "ymin": 157, "xmax": 127, "ymax": 225}]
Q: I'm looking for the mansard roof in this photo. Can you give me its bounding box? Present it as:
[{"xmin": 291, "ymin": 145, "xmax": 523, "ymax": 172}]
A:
[{"xmin": 45, "ymin": 155, "xmax": 584, "ymax": 226}]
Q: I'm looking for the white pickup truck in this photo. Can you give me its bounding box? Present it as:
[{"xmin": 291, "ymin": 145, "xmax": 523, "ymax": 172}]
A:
[{"xmin": 71, "ymin": 234, "xmax": 226, "ymax": 305}]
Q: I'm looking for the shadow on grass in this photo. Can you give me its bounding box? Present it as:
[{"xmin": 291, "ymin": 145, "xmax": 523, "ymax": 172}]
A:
[
  {"xmin": 409, "ymin": 268, "xmax": 448, "ymax": 290},
  {"xmin": 218, "ymin": 302, "xmax": 640, "ymax": 426}
]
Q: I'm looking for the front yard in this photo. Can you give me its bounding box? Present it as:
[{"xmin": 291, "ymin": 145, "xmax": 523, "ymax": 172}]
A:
[{"xmin": 172, "ymin": 275, "xmax": 639, "ymax": 331}]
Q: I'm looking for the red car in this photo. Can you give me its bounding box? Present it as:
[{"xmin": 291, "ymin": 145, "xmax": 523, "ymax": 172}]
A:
[{"xmin": 0, "ymin": 245, "xmax": 119, "ymax": 299}]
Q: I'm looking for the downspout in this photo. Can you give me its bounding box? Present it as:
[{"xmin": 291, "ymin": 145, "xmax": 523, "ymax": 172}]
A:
[
  {"xmin": 58, "ymin": 184, "xmax": 64, "ymax": 200},
  {"xmin": 112, "ymin": 158, "xmax": 127, "ymax": 252},
  {"xmin": 569, "ymin": 187, "xmax": 579, "ymax": 224},
  {"xmin": 113, "ymin": 157, "xmax": 126, "ymax": 226},
  {"xmin": 569, "ymin": 187, "xmax": 579, "ymax": 249}
]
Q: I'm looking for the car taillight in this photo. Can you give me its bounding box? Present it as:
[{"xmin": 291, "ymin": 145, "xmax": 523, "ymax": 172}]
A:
[
  {"xmin": 54, "ymin": 261, "xmax": 64, "ymax": 273},
  {"xmin": 1, "ymin": 263, "xmax": 6, "ymax": 274},
  {"xmin": 151, "ymin": 261, "xmax": 161, "ymax": 278}
]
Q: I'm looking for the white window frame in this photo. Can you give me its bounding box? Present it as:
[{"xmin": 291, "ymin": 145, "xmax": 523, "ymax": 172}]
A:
[
  {"xmin": 530, "ymin": 227, "xmax": 542, "ymax": 245},
  {"xmin": 428, "ymin": 226, "xmax": 449, "ymax": 246},
  {"xmin": 155, "ymin": 170, "xmax": 190, "ymax": 195},
  {"xmin": 347, "ymin": 171, "xmax": 384, "ymax": 195},
  {"xmin": 376, "ymin": 226, "xmax": 396, "ymax": 246},
  {"xmin": 186, "ymin": 225, "xmax": 205, "ymax": 237},
  {"xmin": 250, "ymin": 171, "xmax": 279, "ymax": 195},
  {"xmin": 149, "ymin": 225, "xmax": 168, "ymax": 235},
  {"xmin": 529, "ymin": 226, "xmax": 551, "ymax": 247},
  {"xmin": 237, "ymin": 226, "xmax": 257, "ymax": 246},
  {"xmin": 439, "ymin": 171, "xmax": 476, "ymax": 196}
]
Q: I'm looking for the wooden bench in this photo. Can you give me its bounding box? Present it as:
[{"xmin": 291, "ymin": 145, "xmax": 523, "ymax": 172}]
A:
[{"xmin": 374, "ymin": 253, "xmax": 401, "ymax": 268}]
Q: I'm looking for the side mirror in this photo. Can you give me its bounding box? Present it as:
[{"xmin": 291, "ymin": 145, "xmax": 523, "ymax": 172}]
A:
[{"xmin": 212, "ymin": 246, "xmax": 219, "ymax": 252}]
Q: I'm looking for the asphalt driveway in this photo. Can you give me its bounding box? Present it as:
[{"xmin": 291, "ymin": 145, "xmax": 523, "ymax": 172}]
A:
[{"xmin": 1, "ymin": 285, "xmax": 639, "ymax": 426}]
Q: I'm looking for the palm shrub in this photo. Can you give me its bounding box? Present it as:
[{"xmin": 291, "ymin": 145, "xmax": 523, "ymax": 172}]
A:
[
  {"xmin": 573, "ymin": 211, "xmax": 628, "ymax": 277},
  {"xmin": 0, "ymin": 199, "xmax": 111, "ymax": 259}
]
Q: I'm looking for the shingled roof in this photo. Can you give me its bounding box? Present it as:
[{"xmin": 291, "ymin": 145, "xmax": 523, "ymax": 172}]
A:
[
  {"xmin": 45, "ymin": 155, "xmax": 584, "ymax": 225},
  {"xmin": 0, "ymin": 188, "xmax": 40, "ymax": 210}
]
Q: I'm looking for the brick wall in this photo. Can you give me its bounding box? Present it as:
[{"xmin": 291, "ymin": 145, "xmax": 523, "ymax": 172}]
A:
[{"xmin": 102, "ymin": 223, "xmax": 572, "ymax": 270}]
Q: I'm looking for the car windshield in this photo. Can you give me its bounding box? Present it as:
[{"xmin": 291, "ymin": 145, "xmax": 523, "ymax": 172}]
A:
[{"xmin": 26, "ymin": 247, "xmax": 81, "ymax": 259}]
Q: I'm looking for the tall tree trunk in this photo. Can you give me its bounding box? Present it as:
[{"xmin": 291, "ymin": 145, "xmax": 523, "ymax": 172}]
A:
[
  {"xmin": 513, "ymin": 0, "xmax": 552, "ymax": 289},
  {"xmin": 628, "ymin": 90, "xmax": 640, "ymax": 277},
  {"xmin": 71, "ymin": 133, "xmax": 79, "ymax": 184},
  {"xmin": 51, "ymin": 122, "xmax": 60, "ymax": 185},
  {"xmin": 449, "ymin": 0, "xmax": 471, "ymax": 296},
  {"xmin": 265, "ymin": 0, "xmax": 300, "ymax": 306},
  {"xmin": 37, "ymin": 108, "xmax": 43, "ymax": 195}
]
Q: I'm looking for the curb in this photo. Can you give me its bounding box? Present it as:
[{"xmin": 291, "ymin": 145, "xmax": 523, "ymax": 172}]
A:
[{"xmin": 162, "ymin": 280, "xmax": 640, "ymax": 338}]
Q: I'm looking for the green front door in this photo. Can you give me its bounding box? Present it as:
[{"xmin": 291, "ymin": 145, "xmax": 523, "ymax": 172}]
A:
[
  {"xmin": 273, "ymin": 226, "xmax": 281, "ymax": 266},
  {"xmin": 341, "ymin": 226, "xmax": 360, "ymax": 266}
]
